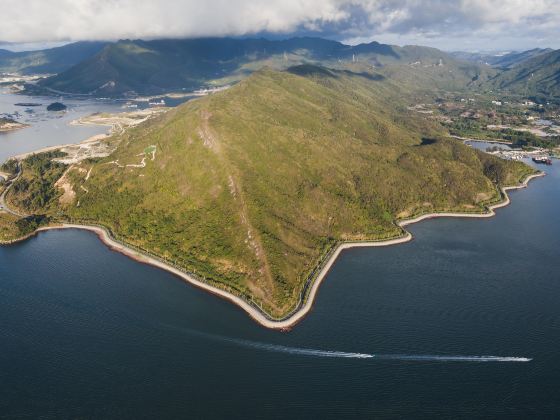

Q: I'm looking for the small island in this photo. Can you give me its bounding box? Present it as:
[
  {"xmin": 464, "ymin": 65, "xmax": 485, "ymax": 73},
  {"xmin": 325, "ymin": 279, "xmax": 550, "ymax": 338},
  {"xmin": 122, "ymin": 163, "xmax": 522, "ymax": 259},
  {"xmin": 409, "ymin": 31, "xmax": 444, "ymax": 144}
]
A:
[
  {"xmin": 46, "ymin": 102, "xmax": 67, "ymax": 112},
  {"xmin": 14, "ymin": 103, "xmax": 42, "ymax": 107},
  {"xmin": 0, "ymin": 117, "xmax": 28, "ymax": 132}
]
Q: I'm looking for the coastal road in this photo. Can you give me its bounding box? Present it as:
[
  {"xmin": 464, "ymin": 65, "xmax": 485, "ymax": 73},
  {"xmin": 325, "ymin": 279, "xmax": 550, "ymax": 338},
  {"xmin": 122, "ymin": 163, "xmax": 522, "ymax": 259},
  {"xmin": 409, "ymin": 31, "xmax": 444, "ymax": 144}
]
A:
[{"xmin": 0, "ymin": 162, "xmax": 28, "ymax": 217}]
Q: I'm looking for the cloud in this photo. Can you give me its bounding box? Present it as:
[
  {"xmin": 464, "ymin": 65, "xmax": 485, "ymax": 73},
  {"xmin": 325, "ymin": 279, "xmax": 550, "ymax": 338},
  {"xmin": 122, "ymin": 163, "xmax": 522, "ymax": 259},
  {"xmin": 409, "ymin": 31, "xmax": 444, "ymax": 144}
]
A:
[
  {"xmin": 1, "ymin": 0, "xmax": 559, "ymax": 50},
  {"xmin": 0, "ymin": 0, "xmax": 349, "ymax": 42}
]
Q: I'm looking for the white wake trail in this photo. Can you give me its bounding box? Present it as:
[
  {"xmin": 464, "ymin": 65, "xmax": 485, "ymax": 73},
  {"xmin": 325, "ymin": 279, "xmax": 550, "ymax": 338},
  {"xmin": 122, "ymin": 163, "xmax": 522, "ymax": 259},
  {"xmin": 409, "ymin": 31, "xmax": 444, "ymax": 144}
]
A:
[
  {"xmin": 232, "ymin": 338, "xmax": 531, "ymax": 362},
  {"xmin": 164, "ymin": 323, "xmax": 531, "ymax": 362},
  {"xmin": 373, "ymin": 354, "xmax": 532, "ymax": 362},
  {"xmin": 227, "ymin": 338, "xmax": 374, "ymax": 359}
]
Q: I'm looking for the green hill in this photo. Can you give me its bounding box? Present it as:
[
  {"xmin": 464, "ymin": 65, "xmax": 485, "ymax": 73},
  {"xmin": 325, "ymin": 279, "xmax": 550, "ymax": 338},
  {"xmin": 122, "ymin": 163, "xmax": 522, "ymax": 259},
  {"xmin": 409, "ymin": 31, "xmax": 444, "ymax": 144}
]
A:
[
  {"xmin": 38, "ymin": 37, "xmax": 492, "ymax": 96},
  {"xmin": 0, "ymin": 42, "xmax": 107, "ymax": 75},
  {"xmin": 491, "ymin": 48, "xmax": 554, "ymax": 69},
  {"xmin": 480, "ymin": 49, "xmax": 560, "ymax": 98},
  {"xmin": 6, "ymin": 67, "xmax": 532, "ymax": 317},
  {"xmin": 451, "ymin": 48, "xmax": 553, "ymax": 69}
]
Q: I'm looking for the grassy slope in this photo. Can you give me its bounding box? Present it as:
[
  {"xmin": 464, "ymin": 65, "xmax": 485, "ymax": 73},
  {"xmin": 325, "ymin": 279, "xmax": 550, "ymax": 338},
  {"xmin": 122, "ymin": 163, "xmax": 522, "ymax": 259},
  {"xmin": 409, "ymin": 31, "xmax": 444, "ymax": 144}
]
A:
[
  {"xmin": 0, "ymin": 212, "xmax": 21, "ymax": 241},
  {"xmin": 0, "ymin": 213, "xmax": 51, "ymax": 242},
  {"xmin": 10, "ymin": 67, "xmax": 533, "ymax": 316}
]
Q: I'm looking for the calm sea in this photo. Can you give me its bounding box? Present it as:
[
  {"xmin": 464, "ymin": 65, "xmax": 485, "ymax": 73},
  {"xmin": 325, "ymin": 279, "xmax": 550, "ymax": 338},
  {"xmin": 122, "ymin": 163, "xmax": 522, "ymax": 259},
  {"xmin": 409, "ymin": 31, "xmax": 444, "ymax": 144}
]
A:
[{"xmin": 1, "ymin": 131, "xmax": 559, "ymax": 416}]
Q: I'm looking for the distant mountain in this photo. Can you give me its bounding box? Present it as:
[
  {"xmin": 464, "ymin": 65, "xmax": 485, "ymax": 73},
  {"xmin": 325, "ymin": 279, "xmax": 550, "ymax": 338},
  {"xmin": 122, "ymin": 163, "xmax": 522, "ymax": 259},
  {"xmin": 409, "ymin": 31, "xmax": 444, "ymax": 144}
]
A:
[
  {"xmin": 481, "ymin": 49, "xmax": 560, "ymax": 98},
  {"xmin": 491, "ymin": 49, "xmax": 554, "ymax": 68},
  {"xmin": 450, "ymin": 51, "xmax": 498, "ymax": 65},
  {"xmin": 0, "ymin": 49, "xmax": 16, "ymax": 60},
  {"xmin": 451, "ymin": 48, "xmax": 553, "ymax": 69},
  {"xmin": 0, "ymin": 41, "xmax": 107, "ymax": 75},
  {"xmin": 38, "ymin": 37, "xmax": 491, "ymax": 96}
]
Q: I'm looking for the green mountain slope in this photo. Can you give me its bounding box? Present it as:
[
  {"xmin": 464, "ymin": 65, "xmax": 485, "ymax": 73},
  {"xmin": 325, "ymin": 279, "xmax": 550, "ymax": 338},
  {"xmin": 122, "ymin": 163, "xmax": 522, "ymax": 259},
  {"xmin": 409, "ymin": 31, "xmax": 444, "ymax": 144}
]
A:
[
  {"xmin": 451, "ymin": 48, "xmax": 553, "ymax": 68},
  {"xmin": 0, "ymin": 42, "xmax": 107, "ymax": 75},
  {"xmin": 481, "ymin": 49, "xmax": 560, "ymax": 98},
  {"xmin": 491, "ymin": 49, "xmax": 554, "ymax": 68},
  {"xmin": 38, "ymin": 37, "xmax": 492, "ymax": 96},
  {"xmin": 7, "ymin": 67, "xmax": 532, "ymax": 317}
]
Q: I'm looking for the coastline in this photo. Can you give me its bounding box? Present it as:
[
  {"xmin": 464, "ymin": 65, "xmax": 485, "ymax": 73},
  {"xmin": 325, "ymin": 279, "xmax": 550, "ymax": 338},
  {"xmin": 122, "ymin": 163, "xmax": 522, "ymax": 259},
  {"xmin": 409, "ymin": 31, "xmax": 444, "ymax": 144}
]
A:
[
  {"xmin": 0, "ymin": 123, "xmax": 28, "ymax": 133},
  {"xmin": 1, "ymin": 171, "xmax": 545, "ymax": 330},
  {"xmin": 8, "ymin": 108, "xmax": 167, "ymax": 162},
  {"xmin": 450, "ymin": 135, "xmax": 513, "ymax": 145},
  {"xmin": 10, "ymin": 133, "xmax": 110, "ymax": 161}
]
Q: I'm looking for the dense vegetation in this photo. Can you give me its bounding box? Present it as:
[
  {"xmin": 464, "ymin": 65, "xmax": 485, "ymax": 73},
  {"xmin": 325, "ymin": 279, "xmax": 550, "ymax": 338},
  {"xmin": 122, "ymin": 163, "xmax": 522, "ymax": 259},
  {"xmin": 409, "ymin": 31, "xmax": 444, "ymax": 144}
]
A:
[
  {"xmin": 0, "ymin": 213, "xmax": 22, "ymax": 241},
  {"xmin": 0, "ymin": 213, "xmax": 50, "ymax": 242},
  {"xmin": 0, "ymin": 158, "xmax": 18, "ymax": 175},
  {"xmin": 7, "ymin": 152, "xmax": 66, "ymax": 212}
]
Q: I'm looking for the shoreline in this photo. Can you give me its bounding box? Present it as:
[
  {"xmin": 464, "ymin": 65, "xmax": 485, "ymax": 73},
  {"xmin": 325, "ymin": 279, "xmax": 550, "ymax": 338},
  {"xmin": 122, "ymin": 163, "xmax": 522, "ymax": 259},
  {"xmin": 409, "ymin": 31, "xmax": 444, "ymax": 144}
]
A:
[
  {"xmin": 450, "ymin": 135, "xmax": 513, "ymax": 145},
  {"xmin": 6, "ymin": 108, "xmax": 168, "ymax": 162},
  {"xmin": 9, "ymin": 133, "xmax": 111, "ymax": 162},
  {"xmin": 1, "ymin": 171, "xmax": 545, "ymax": 330},
  {"xmin": 0, "ymin": 123, "xmax": 28, "ymax": 133}
]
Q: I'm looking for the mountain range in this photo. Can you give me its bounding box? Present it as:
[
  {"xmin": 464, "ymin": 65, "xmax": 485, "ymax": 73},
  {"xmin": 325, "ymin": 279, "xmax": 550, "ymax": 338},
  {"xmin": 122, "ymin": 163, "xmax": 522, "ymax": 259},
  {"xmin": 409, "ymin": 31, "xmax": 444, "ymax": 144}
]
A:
[
  {"xmin": 451, "ymin": 48, "xmax": 553, "ymax": 69},
  {"xmin": 0, "ymin": 41, "xmax": 107, "ymax": 75},
  {"xmin": 481, "ymin": 49, "xmax": 560, "ymax": 98},
  {"xmin": 3, "ymin": 37, "xmax": 558, "ymax": 101},
  {"xmin": 34, "ymin": 37, "xmax": 491, "ymax": 96}
]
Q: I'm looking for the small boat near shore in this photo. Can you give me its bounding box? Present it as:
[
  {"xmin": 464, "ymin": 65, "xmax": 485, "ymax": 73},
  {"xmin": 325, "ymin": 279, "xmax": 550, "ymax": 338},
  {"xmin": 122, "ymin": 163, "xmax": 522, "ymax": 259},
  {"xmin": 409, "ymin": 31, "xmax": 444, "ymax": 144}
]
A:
[
  {"xmin": 148, "ymin": 99, "xmax": 166, "ymax": 107},
  {"xmin": 532, "ymin": 156, "xmax": 553, "ymax": 165}
]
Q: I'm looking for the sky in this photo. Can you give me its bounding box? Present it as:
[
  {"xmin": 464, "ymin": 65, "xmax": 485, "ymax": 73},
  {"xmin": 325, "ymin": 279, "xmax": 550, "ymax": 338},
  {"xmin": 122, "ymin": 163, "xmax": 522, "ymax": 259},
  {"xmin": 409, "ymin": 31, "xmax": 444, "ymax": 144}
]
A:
[{"xmin": 0, "ymin": 0, "xmax": 559, "ymax": 52}]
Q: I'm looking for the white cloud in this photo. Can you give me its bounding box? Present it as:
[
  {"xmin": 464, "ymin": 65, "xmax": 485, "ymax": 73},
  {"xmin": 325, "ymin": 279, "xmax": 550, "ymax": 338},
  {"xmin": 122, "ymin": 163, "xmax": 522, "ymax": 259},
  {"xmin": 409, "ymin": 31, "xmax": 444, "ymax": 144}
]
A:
[
  {"xmin": 1, "ymin": 0, "xmax": 559, "ymax": 50},
  {"xmin": 0, "ymin": 0, "xmax": 349, "ymax": 42}
]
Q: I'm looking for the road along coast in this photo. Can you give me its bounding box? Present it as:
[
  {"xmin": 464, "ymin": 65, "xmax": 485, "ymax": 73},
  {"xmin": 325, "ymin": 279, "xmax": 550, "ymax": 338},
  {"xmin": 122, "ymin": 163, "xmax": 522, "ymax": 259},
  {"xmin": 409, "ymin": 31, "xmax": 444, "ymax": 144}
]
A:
[{"xmin": 1, "ymin": 171, "xmax": 545, "ymax": 329}]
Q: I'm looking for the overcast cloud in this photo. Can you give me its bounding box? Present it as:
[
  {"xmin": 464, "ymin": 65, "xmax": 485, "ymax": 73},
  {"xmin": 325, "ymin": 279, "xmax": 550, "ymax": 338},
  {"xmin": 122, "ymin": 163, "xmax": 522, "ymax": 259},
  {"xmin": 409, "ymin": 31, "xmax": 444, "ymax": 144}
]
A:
[{"xmin": 1, "ymin": 0, "xmax": 559, "ymax": 51}]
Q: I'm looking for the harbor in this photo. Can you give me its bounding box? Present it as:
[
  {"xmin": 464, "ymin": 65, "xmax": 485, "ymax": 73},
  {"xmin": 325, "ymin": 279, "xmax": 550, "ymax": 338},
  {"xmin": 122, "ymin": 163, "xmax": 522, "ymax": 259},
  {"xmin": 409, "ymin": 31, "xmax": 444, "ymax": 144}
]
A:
[{"xmin": 464, "ymin": 139, "xmax": 556, "ymax": 164}]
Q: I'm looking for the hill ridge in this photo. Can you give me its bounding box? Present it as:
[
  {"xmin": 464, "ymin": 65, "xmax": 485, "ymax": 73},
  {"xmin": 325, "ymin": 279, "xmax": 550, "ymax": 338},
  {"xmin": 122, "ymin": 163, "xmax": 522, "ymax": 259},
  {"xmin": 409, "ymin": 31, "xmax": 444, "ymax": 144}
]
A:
[{"xmin": 4, "ymin": 68, "xmax": 534, "ymax": 317}]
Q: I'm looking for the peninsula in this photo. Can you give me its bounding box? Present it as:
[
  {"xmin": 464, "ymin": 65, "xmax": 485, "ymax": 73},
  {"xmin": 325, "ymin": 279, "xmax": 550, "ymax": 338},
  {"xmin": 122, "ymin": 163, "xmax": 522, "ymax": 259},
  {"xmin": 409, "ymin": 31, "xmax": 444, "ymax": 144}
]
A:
[
  {"xmin": 0, "ymin": 117, "xmax": 27, "ymax": 132},
  {"xmin": 0, "ymin": 67, "xmax": 538, "ymax": 327}
]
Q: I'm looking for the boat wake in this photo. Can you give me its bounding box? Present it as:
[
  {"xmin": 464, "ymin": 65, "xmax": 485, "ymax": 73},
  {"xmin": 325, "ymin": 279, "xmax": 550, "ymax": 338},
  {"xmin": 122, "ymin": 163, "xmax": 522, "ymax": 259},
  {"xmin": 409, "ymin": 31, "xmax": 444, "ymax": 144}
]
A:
[
  {"xmin": 166, "ymin": 323, "xmax": 531, "ymax": 362},
  {"xmin": 225, "ymin": 338, "xmax": 374, "ymax": 359},
  {"xmin": 372, "ymin": 354, "xmax": 532, "ymax": 362},
  {"xmin": 228, "ymin": 337, "xmax": 531, "ymax": 362}
]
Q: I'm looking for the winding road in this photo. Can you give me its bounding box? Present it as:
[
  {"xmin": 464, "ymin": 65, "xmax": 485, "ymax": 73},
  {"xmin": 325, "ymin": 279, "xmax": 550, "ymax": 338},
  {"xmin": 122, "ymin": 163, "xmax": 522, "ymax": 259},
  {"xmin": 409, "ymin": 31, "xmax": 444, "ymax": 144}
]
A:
[{"xmin": 0, "ymin": 162, "xmax": 28, "ymax": 217}]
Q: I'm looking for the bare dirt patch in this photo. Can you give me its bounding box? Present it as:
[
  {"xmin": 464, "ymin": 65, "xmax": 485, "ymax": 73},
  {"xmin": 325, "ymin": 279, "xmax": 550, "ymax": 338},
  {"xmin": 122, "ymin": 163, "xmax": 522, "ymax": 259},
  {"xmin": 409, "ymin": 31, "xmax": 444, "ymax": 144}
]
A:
[{"xmin": 55, "ymin": 167, "xmax": 76, "ymax": 205}]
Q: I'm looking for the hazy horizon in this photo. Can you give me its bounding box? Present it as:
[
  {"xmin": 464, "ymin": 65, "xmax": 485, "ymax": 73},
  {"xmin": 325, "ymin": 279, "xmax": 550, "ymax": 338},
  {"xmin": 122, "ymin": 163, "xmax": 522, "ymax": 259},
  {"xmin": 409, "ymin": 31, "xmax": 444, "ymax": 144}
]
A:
[{"xmin": 0, "ymin": 37, "xmax": 555, "ymax": 55}]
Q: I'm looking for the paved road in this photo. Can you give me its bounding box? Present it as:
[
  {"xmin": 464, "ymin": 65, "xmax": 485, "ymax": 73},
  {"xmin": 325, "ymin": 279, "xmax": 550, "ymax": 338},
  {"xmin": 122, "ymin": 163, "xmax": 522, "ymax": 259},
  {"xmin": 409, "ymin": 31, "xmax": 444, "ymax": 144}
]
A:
[{"xmin": 0, "ymin": 163, "xmax": 28, "ymax": 217}]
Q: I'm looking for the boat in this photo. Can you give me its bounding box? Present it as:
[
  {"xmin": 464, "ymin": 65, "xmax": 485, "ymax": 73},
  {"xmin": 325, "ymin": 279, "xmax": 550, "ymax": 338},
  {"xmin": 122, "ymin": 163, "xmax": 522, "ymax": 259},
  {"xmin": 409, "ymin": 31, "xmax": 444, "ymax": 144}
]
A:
[
  {"xmin": 532, "ymin": 156, "xmax": 553, "ymax": 165},
  {"xmin": 148, "ymin": 99, "xmax": 166, "ymax": 107}
]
